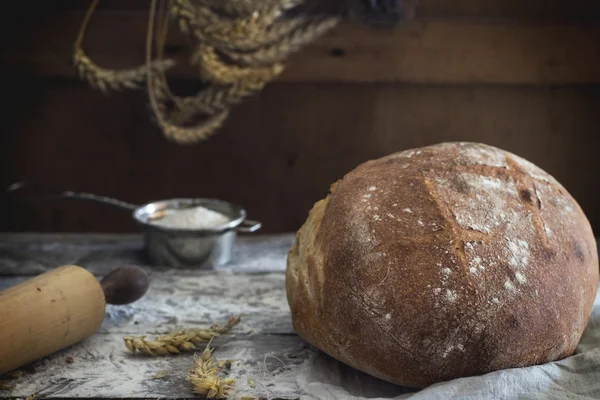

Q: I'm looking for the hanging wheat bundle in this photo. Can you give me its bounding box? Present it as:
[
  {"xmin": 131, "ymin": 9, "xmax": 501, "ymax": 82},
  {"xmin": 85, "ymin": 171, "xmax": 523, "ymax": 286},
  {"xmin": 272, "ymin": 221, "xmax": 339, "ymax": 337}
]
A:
[{"xmin": 73, "ymin": 0, "xmax": 415, "ymax": 144}]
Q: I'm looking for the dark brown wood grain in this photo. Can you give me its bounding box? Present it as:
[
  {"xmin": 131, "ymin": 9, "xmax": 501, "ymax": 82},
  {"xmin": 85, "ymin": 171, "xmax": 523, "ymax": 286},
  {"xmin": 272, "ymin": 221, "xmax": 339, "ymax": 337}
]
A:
[
  {"xmin": 2, "ymin": 10, "xmax": 600, "ymax": 84},
  {"xmin": 16, "ymin": 0, "xmax": 600, "ymax": 19},
  {"xmin": 1, "ymin": 0, "xmax": 599, "ymax": 235},
  {"xmin": 1, "ymin": 80, "xmax": 599, "ymax": 234}
]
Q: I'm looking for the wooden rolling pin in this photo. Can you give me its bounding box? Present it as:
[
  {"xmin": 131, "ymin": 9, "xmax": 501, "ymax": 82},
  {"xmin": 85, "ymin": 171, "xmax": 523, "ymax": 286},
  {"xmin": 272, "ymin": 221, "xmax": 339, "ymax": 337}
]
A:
[{"xmin": 0, "ymin": 265, "xmax": 149, "ymax": 375}]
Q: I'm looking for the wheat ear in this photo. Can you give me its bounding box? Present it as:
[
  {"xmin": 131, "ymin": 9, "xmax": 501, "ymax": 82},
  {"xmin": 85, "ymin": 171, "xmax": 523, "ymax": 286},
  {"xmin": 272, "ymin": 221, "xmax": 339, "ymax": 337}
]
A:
[
  {"xmin": 124, "ymin": 316, "xmax": 241, "ymax": 356},
  {"xmin": 195, "ymin": 0, "xmax": 303, "ymax": 18},
  {"xmin": 193, "ymin": 46, "xmax": 284, "ymax": 84},
  {"xmin": 198, "ymin": 8, "xmax": 282, "ymax": 43},
  {"xmin": 170, "ymin": 0, "xmax": 196, "ymax": 34},
  {"xmin": 149, "ymin": 0, "xmax": 206, "ymax": 126},
  {"xmin": 187, "ymin": 344, "xmax": 237, "ymax": 399},
  {"xmin": 166, "ymin": 96, "xmax": 215, "ymax": 124},
  {"xmin": 149, "ymin": 71, "xmax": 231, "ymax": 144},
  {"xmin": 198, "ymin": 78, "xmax": 270, "ymax": 110},
  {"xmin": 147, "ymin": 0, "xmax": 231, "ymax": 144},
  {"xmin": 148, "ymin": 71, "xmax": 231, "ymax": 144},
  {"xmin": 222, "ymin": 17, "xmax": 340, "ymax": 67},
  {"xmin": 171, "ymin": 0, "xmax": 289, "ymax": 52},
  {"xmin": 161, "ymin": 111, "xmax": 230, "ymax": 144},
  {"xmin": 213, "ymin": 17, "xmax": 339, "ymax": 53},
  {"xmin": 74, "ymin": 49, "xmax": 175, "ymax": 93},
  {"xmin": 74, "ymin": 0, "xmax": 175, "ymax": 93},
  {"xmin": 168, "ymin": 75, "xmax": 272, "ymax": 119}
]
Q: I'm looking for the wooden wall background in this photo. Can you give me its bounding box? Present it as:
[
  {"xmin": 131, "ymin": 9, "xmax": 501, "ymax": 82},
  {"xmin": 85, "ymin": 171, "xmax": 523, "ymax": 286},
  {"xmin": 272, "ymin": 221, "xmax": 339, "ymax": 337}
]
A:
[{"xmin": 1, "ymin": 0, "xmax": 599, "ymax": 234}]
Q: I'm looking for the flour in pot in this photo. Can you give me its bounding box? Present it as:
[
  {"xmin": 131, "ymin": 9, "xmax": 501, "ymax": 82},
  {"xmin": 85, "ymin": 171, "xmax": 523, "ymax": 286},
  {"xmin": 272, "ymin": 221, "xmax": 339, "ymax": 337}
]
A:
[{"xmin": 150, "ymin": 205, "xmax": 230, "ymax": 229}]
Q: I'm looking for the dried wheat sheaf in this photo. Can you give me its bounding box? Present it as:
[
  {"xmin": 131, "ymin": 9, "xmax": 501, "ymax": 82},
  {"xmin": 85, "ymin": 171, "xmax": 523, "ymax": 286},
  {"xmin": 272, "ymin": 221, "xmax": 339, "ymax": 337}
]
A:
[{"xmin": 73, "ymin": 0, "xmax": 341, "ymax": 144}]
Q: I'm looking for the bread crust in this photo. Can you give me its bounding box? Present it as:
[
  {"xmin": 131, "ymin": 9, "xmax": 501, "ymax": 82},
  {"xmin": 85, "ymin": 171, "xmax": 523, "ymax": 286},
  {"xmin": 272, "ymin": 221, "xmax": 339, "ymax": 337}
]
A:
[{"xmin": 286, "ymin": 142, "xmax": 599, "ymax": 388}]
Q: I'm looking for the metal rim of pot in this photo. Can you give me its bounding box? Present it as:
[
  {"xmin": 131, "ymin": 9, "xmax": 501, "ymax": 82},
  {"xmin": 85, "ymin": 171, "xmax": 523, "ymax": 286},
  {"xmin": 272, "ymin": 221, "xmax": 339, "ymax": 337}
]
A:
[{"xmin": 131, "ymin": 197, "xmax": 262, "ymax": 235}]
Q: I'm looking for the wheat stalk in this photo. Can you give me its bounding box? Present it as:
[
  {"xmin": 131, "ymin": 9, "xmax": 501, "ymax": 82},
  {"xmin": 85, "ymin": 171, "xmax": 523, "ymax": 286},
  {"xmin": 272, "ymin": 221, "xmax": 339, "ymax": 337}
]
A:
[
  {"xmin": 168, "ymin": 97, "xmax": 215, "ymax": 124},
  {"xmin": 151, "ymin": 0, "xmax": 217, "ymax": 130},
  {"xmin": 161, "ymin": 110, "xmax": 230, "ymax": 144},
  {"xmin": 168, "ymin": 76, "xmax": 271, "ymax": 120},
  {"xmin": 148, "ymin": 72, "xmax": 208, "ymax": 127},
  {"xmin": 74, "ymin": 49, "xmax": 175, "ymax": 94},
  {"xmin": 169, "ymin": 96, "xmax": 214, "ymax": 121},
  {"xmin": 124, "ymin": 316, "xmax": 241, "ymax": 355},
  {"xmin": 150, "ymin": 74, "xmax": 230, "ymax": 143},
  {"xmin": 73, "ymin": 0, "xmax": 175, "ymax": 94},
  {"xmin": 148, "ymin": 9, "xmax": 206, "ymax": 127},
  {"xmin": 222, "ymin": 16, "xmax": 340, "ymax": 66},
  {"xmin": 148, "ymin": 0, "xmax": 233, "ymax": 144}
]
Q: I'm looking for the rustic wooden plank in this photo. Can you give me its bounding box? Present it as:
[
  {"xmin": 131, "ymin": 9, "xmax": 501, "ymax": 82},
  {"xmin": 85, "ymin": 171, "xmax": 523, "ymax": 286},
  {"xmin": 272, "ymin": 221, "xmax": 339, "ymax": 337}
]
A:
[
  {"xmin": 285, "ymin": 21, "xmax": 600, "ymax": 84},
  {"xmin": 415, "ymin": 0, "xmax": 600, "ymax": 20},
  {"xmin": 22, "ymin": 0, "xmax": 600, "ymax": 21},
  {"xmin": 0, "ymin": 234, "xmax": 294, "ymax": 276},
  {"xmin": 2, "ymin": 9, "xmax": 600, "ymax": 84},
  {"xmin": 1, "ymin": 247, "xmax": 599, "ymax": 399},
  {"xmin": 0, "ymin": 271, "xmax": 295, "ymax": 335},
  {"xmin": 0, "ymin": 259, "xmax": 416, "ymax": 400},
  {"xmin": 1, "ymin": 82, "xmax": 599, "ymax": 234},
  {"xmin": 0, "ymin": 271, "xmax": 294, "ymax": 335},
  {"xmin": 0, "ymin": 333, "xmax": 310, "ymax": 399},
  {"xmin": 1, "ymin": 231, "xmax": 599, "ymax": 400},
  {"xmin": 1, "ymin": 332, "xmax": 420, "ymax": 399},
  {"xmin": 0, "ymin": 270, "xmax": 308, "ymax": 399},
  {"xmin": 0, "ymin": 264, "xmax": 422, "ymax": 400}
]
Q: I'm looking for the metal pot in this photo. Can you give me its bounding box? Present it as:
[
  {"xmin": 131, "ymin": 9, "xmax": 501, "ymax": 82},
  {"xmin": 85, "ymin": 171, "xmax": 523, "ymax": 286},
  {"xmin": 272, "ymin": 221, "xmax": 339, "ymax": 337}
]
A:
[
  {"xmin": 7, "ymin": 182, "xmax": 262, "ymax": 269},
  {"xmin": 132, "ymin": 198, "xmax": 261, "ymax": 269}
]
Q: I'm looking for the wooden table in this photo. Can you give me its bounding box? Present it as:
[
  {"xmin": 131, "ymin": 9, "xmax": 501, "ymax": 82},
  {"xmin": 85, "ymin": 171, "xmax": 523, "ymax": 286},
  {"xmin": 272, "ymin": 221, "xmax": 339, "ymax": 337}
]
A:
[
  {"xmin": 0, "ymin": 233, "xmax": 324, "ymax": 400},
  {"xmin": 2, "ymin": 234, "xmax": 598, "ymax": 400}
]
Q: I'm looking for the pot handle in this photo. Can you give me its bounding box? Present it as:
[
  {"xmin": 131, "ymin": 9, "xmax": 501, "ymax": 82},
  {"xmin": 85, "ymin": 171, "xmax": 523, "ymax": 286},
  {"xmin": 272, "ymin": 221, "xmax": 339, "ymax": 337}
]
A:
[{"xmin": 238, "ymin": 219, "xmax": 262, "ymax": 233}]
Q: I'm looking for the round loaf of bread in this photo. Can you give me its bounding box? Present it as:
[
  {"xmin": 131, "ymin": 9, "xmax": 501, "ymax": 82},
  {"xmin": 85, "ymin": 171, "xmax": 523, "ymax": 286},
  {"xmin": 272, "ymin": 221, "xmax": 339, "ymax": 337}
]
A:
[{"xmin": 286, "ymin": 142, "xmax": 599, "ymax": 388}]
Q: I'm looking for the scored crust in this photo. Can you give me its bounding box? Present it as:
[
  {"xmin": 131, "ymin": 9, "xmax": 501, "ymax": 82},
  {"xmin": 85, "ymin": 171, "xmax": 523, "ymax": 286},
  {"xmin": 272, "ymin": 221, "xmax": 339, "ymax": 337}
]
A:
[{"xmin": 286, "ymin": 142, "xmax": 599, "ymax": 388}]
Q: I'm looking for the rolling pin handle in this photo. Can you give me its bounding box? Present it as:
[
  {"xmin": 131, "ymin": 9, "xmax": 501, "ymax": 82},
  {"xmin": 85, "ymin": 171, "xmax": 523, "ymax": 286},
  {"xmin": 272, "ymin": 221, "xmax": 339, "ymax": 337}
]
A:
[{"xmin": 100, "ymin": 266, "xmax": 150, "ymax": 305}]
